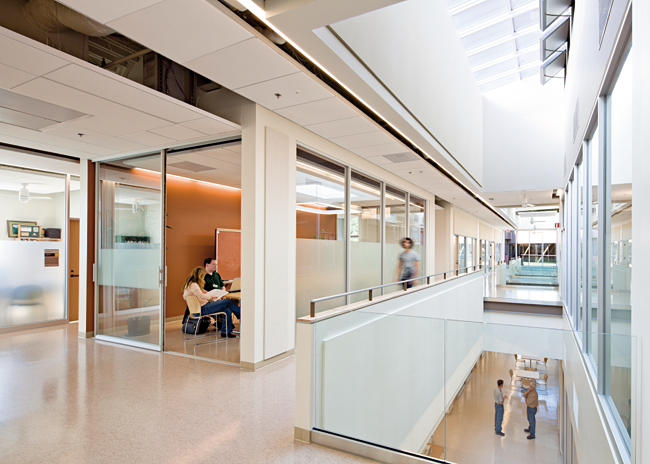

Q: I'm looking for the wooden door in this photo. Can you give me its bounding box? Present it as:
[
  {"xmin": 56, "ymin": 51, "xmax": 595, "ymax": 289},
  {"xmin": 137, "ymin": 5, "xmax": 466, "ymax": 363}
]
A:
[{"xmin": 68, "ymin": 219, "xmax": 80, "ymax": 322}]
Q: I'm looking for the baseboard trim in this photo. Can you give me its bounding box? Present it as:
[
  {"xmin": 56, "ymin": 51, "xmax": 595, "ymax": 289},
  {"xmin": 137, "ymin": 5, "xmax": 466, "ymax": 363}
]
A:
[
  {"xmin": 79, "ymin": 330, "xmax": 94, "ymax": 339},
  {"xmin": 240, "ymin": 349, "xmax": 295, "ymax": 371},
  {"xmin": 165, "ymin": 315, "xmax": 184, "ymax": 323},
  {"xmin": 294, "ymin": 427, "xmax": 311, "ymax": 443},
  {"xmin": 0, "ymin": 318, "xmax": 68, "ymax": 335}
]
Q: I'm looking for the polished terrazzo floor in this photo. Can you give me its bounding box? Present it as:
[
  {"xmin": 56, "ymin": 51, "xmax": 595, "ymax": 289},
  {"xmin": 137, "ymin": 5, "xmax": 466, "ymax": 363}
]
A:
[
  {"xmin": 0, "ymin": 323, "xmax": 373, "ymax": 464},
  {"xmin": 432, "ymin": 352, "xmax": 561, "ymax": 464},
  {"xmin": 164, "ymin": 319, "xmax": 241, "ymax": 365}
]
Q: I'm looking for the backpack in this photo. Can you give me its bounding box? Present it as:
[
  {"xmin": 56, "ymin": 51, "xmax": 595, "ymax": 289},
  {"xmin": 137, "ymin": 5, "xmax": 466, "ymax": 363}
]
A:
[{"xmin": 181, "ymin": 306, "xmax": 212, "ymax": 335}]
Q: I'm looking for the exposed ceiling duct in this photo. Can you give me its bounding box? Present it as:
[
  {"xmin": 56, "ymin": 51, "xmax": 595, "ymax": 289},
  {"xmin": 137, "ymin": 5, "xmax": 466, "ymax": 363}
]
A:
[{"xmin": 22, "ymin": 0, "xmax": 114, "ymax": 37}]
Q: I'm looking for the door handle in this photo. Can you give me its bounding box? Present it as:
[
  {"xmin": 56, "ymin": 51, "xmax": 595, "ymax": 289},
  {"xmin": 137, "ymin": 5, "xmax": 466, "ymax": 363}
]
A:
[{"xmin": 70, "ymin": 275, "xmax": 79, "ymax": 277}]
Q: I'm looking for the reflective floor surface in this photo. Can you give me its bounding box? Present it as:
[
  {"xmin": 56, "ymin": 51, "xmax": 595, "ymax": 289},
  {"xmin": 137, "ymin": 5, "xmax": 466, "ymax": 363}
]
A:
[
  {"xmin": 164, "ymin": 319, "xmax": 240, "ymax": 364},
  {"xmin": 0, "ymin": 323, "xmax": 373, "ymax": 464},
  {"xmin": 432, "ymin": 352, "xmax": 561, "ymax": 464}
]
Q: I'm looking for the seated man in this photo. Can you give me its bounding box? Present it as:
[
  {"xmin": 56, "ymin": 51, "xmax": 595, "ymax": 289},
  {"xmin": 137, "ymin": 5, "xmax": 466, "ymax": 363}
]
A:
[{"xmin": 203, "ymin": 257, "xmax": 225, "ymax": 292}]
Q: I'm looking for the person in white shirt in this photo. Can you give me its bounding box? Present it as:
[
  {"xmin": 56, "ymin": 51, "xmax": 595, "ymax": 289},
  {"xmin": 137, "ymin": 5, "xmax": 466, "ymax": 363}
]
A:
[
  {"xmin": 494, "ymin": 379, "xmax": 507, "ymax": 436},
  {"xmin": 182, "ymin": 267, "xmax": 240, "ymax": 338}
]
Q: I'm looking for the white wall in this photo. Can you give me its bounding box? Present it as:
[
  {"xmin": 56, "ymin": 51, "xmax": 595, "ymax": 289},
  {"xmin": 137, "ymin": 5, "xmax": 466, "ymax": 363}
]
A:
[
  {"xmin": 483, "ymin": 79, "xmax": 565, "ymax": 193},
  {"xmin": 329, "ymin": 0, "xmax": 484, "ymax": 187}
]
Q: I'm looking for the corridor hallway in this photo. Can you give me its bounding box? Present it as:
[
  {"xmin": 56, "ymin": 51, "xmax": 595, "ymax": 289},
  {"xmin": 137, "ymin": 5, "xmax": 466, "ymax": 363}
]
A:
[
  {"xmin": 431, "ymin": 352, "xmax": 561, "ymax": 464},
  {"xmin": 0, "ymin": 323, "xmax": 372, "ymax": 464}
]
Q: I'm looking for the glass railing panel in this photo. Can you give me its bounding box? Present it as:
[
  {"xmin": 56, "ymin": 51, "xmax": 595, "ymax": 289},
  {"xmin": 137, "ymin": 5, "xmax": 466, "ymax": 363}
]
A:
[{"xmin": 310, "ymin": 313, "xmax": 635, "ymax": 463}]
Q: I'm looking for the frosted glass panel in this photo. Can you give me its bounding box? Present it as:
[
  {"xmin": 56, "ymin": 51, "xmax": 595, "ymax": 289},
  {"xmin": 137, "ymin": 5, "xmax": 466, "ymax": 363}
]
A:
[
  {"xmin": 350, "ymin": 171, "xmax": 381, "ymax": 303},
  {"xmin": 385, "ymin": 186, "xmax": 406, "ymax": 293},
  {"xmin": 296, "ymin": 239, "xmax": 345, "ymax": 317},
  {"xmin": 0, "ymin": 242, "xmax": 65, "ymax": 328},
  {"xmin": 97, "ymin": 155, "xmax": 162, "ymax": 347}
]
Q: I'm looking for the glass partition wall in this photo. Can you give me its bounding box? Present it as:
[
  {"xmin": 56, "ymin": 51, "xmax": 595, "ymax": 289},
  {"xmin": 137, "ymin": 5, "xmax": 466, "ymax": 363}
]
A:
[
  {"xmin": 96, "ymin": 153, "xmax": 165, "ymax": 350},
  {"xmin": 296, "ymin": 148, "xmax": 426, "ymax": 316}
]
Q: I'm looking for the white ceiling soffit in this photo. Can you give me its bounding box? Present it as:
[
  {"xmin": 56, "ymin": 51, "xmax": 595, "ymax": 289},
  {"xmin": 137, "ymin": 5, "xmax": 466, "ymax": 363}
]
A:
[
  {"xmin": 448, "ymin": 0, "xmax": 543, "ymax": 92},
  {"xmin": 0, "ymin": 26, "xmax": 239, "ymax": 161},
  {"xmin": 53, "ymin": 0, "xmax": 512, "ymax": 228}
]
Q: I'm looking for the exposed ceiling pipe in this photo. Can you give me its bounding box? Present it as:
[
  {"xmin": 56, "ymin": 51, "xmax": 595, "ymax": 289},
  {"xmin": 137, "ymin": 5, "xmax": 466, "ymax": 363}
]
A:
[
  {"xmin": 22, "ymin": 0, "xmax": 115, "ymax": 37},
  {"xmin": 101, "ymin": 48, "xmax": 152, "ymax": 69}
]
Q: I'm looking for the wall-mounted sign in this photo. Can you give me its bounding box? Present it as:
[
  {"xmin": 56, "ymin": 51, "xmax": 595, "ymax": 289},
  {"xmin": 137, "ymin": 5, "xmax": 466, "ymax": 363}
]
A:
[{"xmin": 44, "ymin": 249, "xmax": 59, "ymax": 267}]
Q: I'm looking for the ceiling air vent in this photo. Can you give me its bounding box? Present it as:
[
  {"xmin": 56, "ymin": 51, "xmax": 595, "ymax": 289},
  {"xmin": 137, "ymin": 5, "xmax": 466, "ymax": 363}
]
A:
[
  {"xmin": 383, "ymin": 152, "xmax": 421, "ymax": 163},
  {"xmin": 0, "ymin": 88, "xmax": 86, "ymax": 131}
]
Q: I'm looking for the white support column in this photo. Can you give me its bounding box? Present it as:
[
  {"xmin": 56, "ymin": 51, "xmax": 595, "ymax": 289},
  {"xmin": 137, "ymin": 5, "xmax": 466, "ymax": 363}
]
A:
[
  {"xmin": 240, "ymin": 103, "xmax": 296, "ymax": 370},
  {"xmin": 77, "ymin": 159, "xmax": 91, "ymax": 338}
]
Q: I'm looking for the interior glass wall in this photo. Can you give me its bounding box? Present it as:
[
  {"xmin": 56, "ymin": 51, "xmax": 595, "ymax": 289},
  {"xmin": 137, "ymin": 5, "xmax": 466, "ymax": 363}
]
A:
[
  {"xmin": 588, "ymin": 124, "xmax": 599, "ymax": 364},
  {"xmin": 296, "ymin": 152, "xmax": 346, "ymax": 316},
  {"xmin": 384, "ymin": 186, "xmax": 406, "ymax": 294},
  {"xmin": 350, "ymin": 171, "xmax": 382, "ymax": 303},
  {"xmin": 96, "ymin": 153, "xmax": 163, "ymax": 348},
  {"xmin": 409, "ymin": 195, "xmax": 425, "ymax": 273},
  {"xmin": 296, "ymin": 149, "xmax": 426, "ymax": 314},
  {"xmin": 0, "ymin": 166, "xmax": 68, "ymax": 329},
  {"xmin": 457, "ymin": 236, "xmax": 466, "ymax": 273}
]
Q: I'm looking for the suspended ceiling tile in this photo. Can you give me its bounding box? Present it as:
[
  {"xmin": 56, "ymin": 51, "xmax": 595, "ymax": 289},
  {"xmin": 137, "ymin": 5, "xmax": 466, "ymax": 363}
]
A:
[
  {"xmin": 0, "ymin": 32, "xmax": 68, "ymax": 76},
  {"xmin": 71, "ymin": 143, "xmax": 120, "ymax": 157},
  {"xmin": 43, "ymin": 124, "xmax": 112, "ymax": 145},
  {"xmin": 96, "ymin": 137, "xmax": 146, "ymax": 152},
  {"xmin": 0, "ymin": 63, "xmax": 36, "ymax": 90},
  {"xmin": 13, "ymin": 78, "xmax": 172, "ymax": 135},
  {"xmin": 329, "ymin": 131, "xmax": 394, "ymax": 150},
  {"xmin": 274, "ymin": 97, "xmax": 358, "ymax": 126},
  {"xmin": 305, "ymin": 116, "xmax": 378, "ymax": 139},
  {"xmin": 44, "ymin": 64, "xmax": 205, "ymax": 124},
  {"xmin": 235, "ymin": 72, "xmax": 333, "ymax": 110},
  {"xmin": 180, "ymin": 118, "xmax": 238, "ymax": 135},
  {"xmin": 364, "ymin": 155, "xmax": 395, "ymax": 166},
  {"xmin": 185, "ymin": 38, "xmax": 298, "ymax": 91},
  {"xmin": 350, "ymin": 142, "xmax": 407, "ymax": 158},
  {"xmin": 148, "ymin": 124, "xmax": 206, "ymax": 141},
  {"xmin": 388, "ymin": 160, "xmax": 432, "ymax": 171},
  {"xmin": 0, "ymin": 121, "xmax": 80, "ymax": 148},
  {"xmin": 121, "ymin": 131, "xmax": 176, "ymax": 147},
  {"xmin": 190, "ymin": 148, "xmax": 241, "ymax": 166},
  {"xmin": 106, "ymin": 0, "xmax": 252, "ymax": 65},
  {"xmin": 56, "ymin": 0, "xmax": 166, "ymax": 24}
]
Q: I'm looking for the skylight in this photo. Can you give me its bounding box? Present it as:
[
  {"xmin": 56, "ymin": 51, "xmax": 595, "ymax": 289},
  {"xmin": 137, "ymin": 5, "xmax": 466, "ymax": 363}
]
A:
[{"xmin": 448, "ymin": 0, "xmax": 542, "ymax": 92}]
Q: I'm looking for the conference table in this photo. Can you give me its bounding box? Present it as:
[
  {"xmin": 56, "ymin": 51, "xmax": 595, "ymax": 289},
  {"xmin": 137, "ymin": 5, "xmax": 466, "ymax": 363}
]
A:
[
  {"xmin": 514, "ymin": 369, "xmax": 540, "ymax": 380},
  {"xmin": 519, "ymin": 355, "xmax": 541, "ymax": 368}
]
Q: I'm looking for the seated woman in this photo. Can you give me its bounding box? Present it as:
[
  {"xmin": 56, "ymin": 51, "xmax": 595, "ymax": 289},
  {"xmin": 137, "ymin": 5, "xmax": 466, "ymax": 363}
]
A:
[{"xmin": 182, "ymin": 267, "xmax": 240, "ymax": 338}]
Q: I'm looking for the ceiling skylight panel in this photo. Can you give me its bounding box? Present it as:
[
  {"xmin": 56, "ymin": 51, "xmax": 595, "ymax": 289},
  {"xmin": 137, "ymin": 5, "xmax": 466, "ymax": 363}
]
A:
[
  {"xmin": 461, "ymin": 21, "xmax": 511, "ymax": 50},
  {"xmin": 513, "ymin": 9, "xmax": 540, "ymax": 31},
  {"xmin": 516, "ymin": 31, "xmax": 540, "ymax": 50},
  {"xmin": 475, "ymin": 58, "xmax": 519, "ymax": 81},
  {"xmin": 520, "ymin": 67, "xmax": 539, "ymax": 79},
  {"xmin": 510, "ymin": 0, "xmax": 537, "ymax": 9},
  {"xmin": 480, "ymin": 74, "xmax": 520, "ymax": 92},
  {"xmin": 468, "ymin": 41, "xmax": 515, "ymax": 67},
  {"xmin": 518, "ymin": 48, "xmax": 540, "ymax": 66},
  {"xmin": 452, "ymin": 0, "xmax": 508, "ymax": 31}
]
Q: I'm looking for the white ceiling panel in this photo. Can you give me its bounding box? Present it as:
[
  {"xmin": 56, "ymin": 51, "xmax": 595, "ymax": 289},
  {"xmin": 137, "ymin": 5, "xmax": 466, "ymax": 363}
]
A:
[
  {"xmin": 351, "ymin": 142, "xmax": 407, "ymax": 158},
  {"xmin": 148, "ymin": 124, "xmax": 206, "ymax": 141},
  {"xmin": 43, "ymin": 64, "xmax": 205, "ymax": 123},
  {"xmin": 42, "ymin": 124, "xmax": 111, "ymax": 145},
  {"xmin": 235, "ymin": 72, "xmax": 333, "ymax": 110},
  {"xmin": 107, "ymin": 0, "xmax": 252, "ymax": 65},
  {"xmin": 71, "ymin": 143, "xmax": 119, "ymax": 157},
  {"xmin": 0, "ymin": 63, "xmax": 35, "ymax": 90},
  {"xmin": 57, "ymin": 0, "xmax": 166, "ymax": 24},
  {"xmin": 363, "ymin": 155, "xmax": 394, "ymax": 166},
  {"xmin": 120, "ymin": 131, "xmax": 176, "ymax": 147},
  {"xmin": 0, "ymin": 121, "xmax": 79, "ymax": 148},
  {"xmin": 96, "ymin": 137, "xmax": 147, "ymax": 152},
  {"xmin": 329, "ymin": 131, "xmax": 394, "ymax": 150},
  {"xmin": 185, "ymin": 38, "xmax": 298, "ymax": 90},
  {"xmin": 275, "ymin": 97, "xmax": 358, "ymax": 126},
  {"xmin": 305, "ymin": 116, "xmax": 378, "ymax": 139},
  {"xmin": 0, "ymin": 33, "xmax": 68, "ymax": 76},
  {"xmin": 180, "ymin": 118, "xmax": 238, "ymax": 135},
  {"xmin": 13, "ymin": 78, "xmax": 172, "ymax": 136}
]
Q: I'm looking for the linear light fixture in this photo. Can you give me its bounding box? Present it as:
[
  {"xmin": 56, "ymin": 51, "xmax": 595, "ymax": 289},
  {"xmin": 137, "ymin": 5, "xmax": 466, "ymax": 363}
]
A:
[
  {"xmin": 232, "ymin": 0, "xmax": 515, "ymax": 228},
  {"xmin": 135, "ymin": 167, "xmax": 241, "ymax": 190}
]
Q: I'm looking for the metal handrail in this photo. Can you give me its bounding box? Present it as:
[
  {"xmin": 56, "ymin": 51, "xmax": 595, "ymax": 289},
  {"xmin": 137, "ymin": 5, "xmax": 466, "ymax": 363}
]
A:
[{"xmin": 309, "ymin": 264, "xmax": 483, "ymax": 317}]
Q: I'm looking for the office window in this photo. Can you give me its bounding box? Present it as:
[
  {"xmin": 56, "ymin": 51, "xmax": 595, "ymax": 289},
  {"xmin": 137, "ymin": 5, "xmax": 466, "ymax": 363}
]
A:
[
  {"xmin": 587, "ymin": 124, "xmax": 599, "ymax": 365},
  {"xmin": 384, "ymin": 186, "xmax": 407, "ymax": 293}
]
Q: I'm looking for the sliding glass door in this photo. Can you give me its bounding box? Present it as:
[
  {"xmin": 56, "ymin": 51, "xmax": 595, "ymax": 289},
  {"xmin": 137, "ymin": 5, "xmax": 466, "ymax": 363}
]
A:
[{"xmin": 95, "ymin": 151, "xmax": 166, "ymax": 350}]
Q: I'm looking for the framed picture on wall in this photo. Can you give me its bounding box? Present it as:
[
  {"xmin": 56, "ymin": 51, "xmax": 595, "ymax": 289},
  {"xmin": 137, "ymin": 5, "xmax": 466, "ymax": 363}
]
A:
[{"xmin": 7, "ymin": 221, "xmax": 37, "ymax": 238}]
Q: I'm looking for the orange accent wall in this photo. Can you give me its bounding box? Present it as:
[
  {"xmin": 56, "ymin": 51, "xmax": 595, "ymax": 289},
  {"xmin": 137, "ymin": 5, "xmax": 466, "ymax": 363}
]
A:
[
  {"xmin": 296, "ymin": 211, "xmax": 338, "ymax": 240},
  {"xmin": 165, "ymin": 176, "xmax": 241, "ymax": 318}
]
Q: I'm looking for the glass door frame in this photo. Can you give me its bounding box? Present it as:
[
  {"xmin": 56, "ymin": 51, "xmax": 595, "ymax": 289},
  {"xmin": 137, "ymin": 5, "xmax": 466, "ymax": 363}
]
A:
[{"xmin": 93, "ymin": 149, "xmax": 167, "ymax": 352}]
